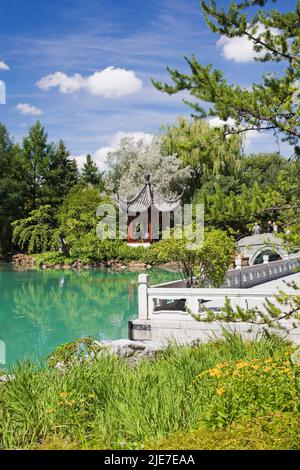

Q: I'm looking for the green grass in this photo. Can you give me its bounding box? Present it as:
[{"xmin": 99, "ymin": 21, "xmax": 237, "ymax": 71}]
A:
[{"xmin": 0, "ymin": 331, "xmax": 299, "ymax": 450}]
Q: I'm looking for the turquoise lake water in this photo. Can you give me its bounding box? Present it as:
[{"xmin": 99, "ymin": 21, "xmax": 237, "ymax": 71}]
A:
[{"xmin": 0, "ymin": 265, "xmax": 177, "ymax": 368}]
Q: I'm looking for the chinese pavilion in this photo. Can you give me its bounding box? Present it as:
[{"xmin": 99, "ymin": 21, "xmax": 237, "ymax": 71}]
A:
[{"xmin": 117, "ymin": 173, "xmax": 182, "ymax": 244}]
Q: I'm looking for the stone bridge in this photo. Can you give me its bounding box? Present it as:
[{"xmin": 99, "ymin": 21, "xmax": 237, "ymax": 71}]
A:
[
  {"xmin": 236, "ymin": 233, "xmax": 300, "ymax": 266},
  {"xmin": 129, "ymin": 254, "xmax": 300, "ymax": 345}
]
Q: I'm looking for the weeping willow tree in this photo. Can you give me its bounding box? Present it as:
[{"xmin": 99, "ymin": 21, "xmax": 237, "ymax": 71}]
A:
[
  {"xmin": 11, "ymin": 205, "xmax": 57, "ymax": 254},
  {"xmin": 161, "ymin": 117, "xmax": 243, "ymax": 199}
]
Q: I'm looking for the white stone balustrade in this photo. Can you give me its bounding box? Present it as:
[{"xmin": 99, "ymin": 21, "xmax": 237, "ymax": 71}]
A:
[{"xmin": 138, "ymin": 257, "xmax": 300, "ymax": 321}]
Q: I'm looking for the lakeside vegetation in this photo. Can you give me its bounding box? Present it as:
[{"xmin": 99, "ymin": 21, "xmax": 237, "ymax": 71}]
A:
[
  {"xmin": 1, "ymin": 332, "xmax": 300, "ymax": 450},
  {"xmin": 1, "ymin": 118, "xmax": 299, "ymax": 268}
]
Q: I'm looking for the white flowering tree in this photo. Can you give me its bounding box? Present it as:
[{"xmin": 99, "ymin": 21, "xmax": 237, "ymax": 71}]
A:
[{"xmin": 105, "ymin": 136, "xmax": 191, "ymax": 198}]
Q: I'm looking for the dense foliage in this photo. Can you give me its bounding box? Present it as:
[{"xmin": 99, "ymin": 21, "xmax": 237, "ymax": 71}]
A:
[
  {"xmin": 152, "ymin": 228, "xmax": 235, "ymax": 287},
  {"xmin": 1, "ymin": 116, "xmax": 299, "ymax": 263},
  {"xmin": 0, "ymin": 333, "xmax": 299, "ymax": 450},
  {"xmin": 161, "ymin": 117, "xmax": 243, "ymax": 200}
]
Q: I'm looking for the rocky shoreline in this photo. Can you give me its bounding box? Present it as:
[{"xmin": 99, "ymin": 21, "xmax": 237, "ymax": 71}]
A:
[
  {"xmin": 10, "ymin": 253, "xmax": 177, "ymax": 272},
  {"xmin": 52, "ymin": 338, "xmax": 192, "ymax": 370},
  {"xmin": 0, "ymin": 337, "xmax": 196, "ymax": 382}
]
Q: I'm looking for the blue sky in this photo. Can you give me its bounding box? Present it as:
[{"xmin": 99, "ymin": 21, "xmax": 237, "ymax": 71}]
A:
[{"xmin": 0, "ymin": 0, "xmax": 296, "ymax": 168}]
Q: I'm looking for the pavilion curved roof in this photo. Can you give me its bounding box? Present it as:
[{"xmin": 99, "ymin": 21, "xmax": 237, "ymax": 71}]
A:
[{"xmin": 117, "ymin": 179, "xmax": 182, "ymax": 214}]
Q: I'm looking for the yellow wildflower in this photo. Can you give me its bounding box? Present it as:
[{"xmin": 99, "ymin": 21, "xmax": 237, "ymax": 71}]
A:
[
  {"xmin": 263, "ymin": 367, "xmax": 271, "ymax": 372},
  {"xmin": 235, "ymin": 361, "xmax": 249, "ymax": 369},
  {"xmin": 59, "ymin": 392, "xmax": 70, "ymax": 399},
  {"xmin": 215, "ymin": 363, "xmax": 226, "ymax": 369},
  {"xmin": 88, "ymin": 393, "xmax": 96, "ymax": 399},
  {"xmin": 264, "ymin": 358, "xmax": 273, "ymax": 363},
  {"xmin": 67, "ymin": 400, "xmax": 76, "ymax": 407},
  {"xmin": 208, "ymin": 368, "xmax": 222, "ymax": 378},
  {"xmin": 280, "ymin": 368, "xmax": 291, "ymax": 374},
  {"xmin": 216, "ymin": 387, "xmax": 225, "ymax": 396},
  {"xmin": 251, "ymin": 365, "xmax": 260, "ymax": 370}
]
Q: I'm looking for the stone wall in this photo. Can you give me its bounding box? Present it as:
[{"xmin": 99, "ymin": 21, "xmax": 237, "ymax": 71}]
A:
[{"xmin": 130, "ymin": 316, "xmax": 300, "ymax": 345}]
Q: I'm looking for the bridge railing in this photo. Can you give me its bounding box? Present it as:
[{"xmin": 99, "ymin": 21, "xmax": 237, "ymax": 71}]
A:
[
  {"xmin": 224, "ymin": 257, "xmax": 300, "ymax": 288},
  {"xmin": 138, "ymin": 257, "xmax": 300, "ymax": 320},
  {"xmin": 153, "ymin": 257, "xmax": 300, "ymax": 290}
]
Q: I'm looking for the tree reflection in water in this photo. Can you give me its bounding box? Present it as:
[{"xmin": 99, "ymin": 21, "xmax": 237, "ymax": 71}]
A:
[{"xmin": 0, "ymin": 267, "xmax": 177, "ymax": 367}]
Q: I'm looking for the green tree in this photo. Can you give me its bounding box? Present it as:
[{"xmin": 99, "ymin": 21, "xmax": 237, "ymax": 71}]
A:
[
  {"xmin": 11, "ymin": 205, "xmax": 56, "ymax": 254},
  {"xmin": 57, "ymin": 185, "xmax": 109, "ymax": 258},
  {"xmin": 161, "ymin": 117, "xmax": 242, "ymax": 198},
  {"xmin": 203, "ymin": 181, "xmax": 285, "ymax": 236},
  {"xmin": 81, "ymin": 154, "xmax": 103, "ymax": 188},
  {"xmin": 106, "ymin": 136, "xmax": 191, "ymax": 199},
  {"xmin": 240, "ymin": 153, "xmax": 287, "ymax": 189},
  {"xmin": 276, "ymin": 156, "xmax": 300, "ymax": 248},
  {"xmin": 22, "ymin": 121, "xmax": 52, "ymax": 211},
  {"xmin": 0, "ymin": 124, "xmax": 25, "ymax": 255},
  {"xmin": 153, "ymin": 228, "xmax": 235, "ymax": 287},
  {"xmin": 153, "ymin": 0, "xmax": 300, "ymax": 151},
  {"xmin": 46, "ymin": 140, "xmax": 79, "ymax": 205}
]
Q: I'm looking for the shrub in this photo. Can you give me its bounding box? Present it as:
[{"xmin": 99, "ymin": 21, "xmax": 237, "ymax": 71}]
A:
[
  {"xmin": 152, "ymin": 228, "xmax": 235, "ymax": 287},
  {"xmin": 196, "ymin": 352, "xmax": 300, "ymax": 429},
  {"xmin": 33, "ymin": 241, "xmax": 163, "ymax": 266},
  {"xmin": 146, "ymin": 412, "xmax": 300, "ymax": 450},
  {"xmin": 33, "ymin": 252, "xmax": 77, "ymax": 266}
]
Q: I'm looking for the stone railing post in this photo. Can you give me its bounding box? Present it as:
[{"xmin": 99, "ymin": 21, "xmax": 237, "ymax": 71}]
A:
[
  {"xmin": 138, "ymin": 274, "xmax": 149, "ymax": 320},
  {"xmin": 263, "ymin": 254, "xmax": 269, "ymax": 264},
  {"xmin": 0, "ymin": 340, "xmax": 6, "ymax": 366},
  {"xmin": 234, "ymin": 258, "xmax": 243, "ymax": 287}
]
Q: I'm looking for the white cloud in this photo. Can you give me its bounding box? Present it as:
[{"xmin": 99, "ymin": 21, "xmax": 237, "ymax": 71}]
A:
[
  {"xmin": 207, "ymin": 117, "xmax": 236, "ymax": 128},
  {"xmin": 0, "ymin": 61, "xmax": 9, "ymax": 71},
  {"xmin": 36, "ymin": 67, "xmax": 142, "ymax": 98},
  {"xmin": 93, "ymin": 146, "xmax": 115, "ymax": 170},
  {"xmin": 243, "ymin": 129, "xmax": 264, "ymax": 152},
  {"xmin": 73, "ymin": 131, "xmax": 153, "ymax": 171},
  {"xmin": 217, "ymin": 25, "xmax": 278, "ymax": 63},
  {"xmin": 36, "ymin": 72, "xmax": 85, "ymax": 93},
  {"xmin": 16, "ymin": 103, "xmax": 43, "ymax": 116},
  {"xmin": 0, "ymin": 80, "xmax": 5, "ymax": 104},
  {"xmin": 85, "ymin": 68, "xmax": 142, "ymax": 98},
  {"xmin": 207, "ymin": 116, "xmax": 265, "ymax": 151},
  {"xmin": 72, "ymin": 153, "xmax": 89, "ymax": 169},
  {"xmin": 217, "ymin": 35, "xmax": 261, "ymax": 63}
]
